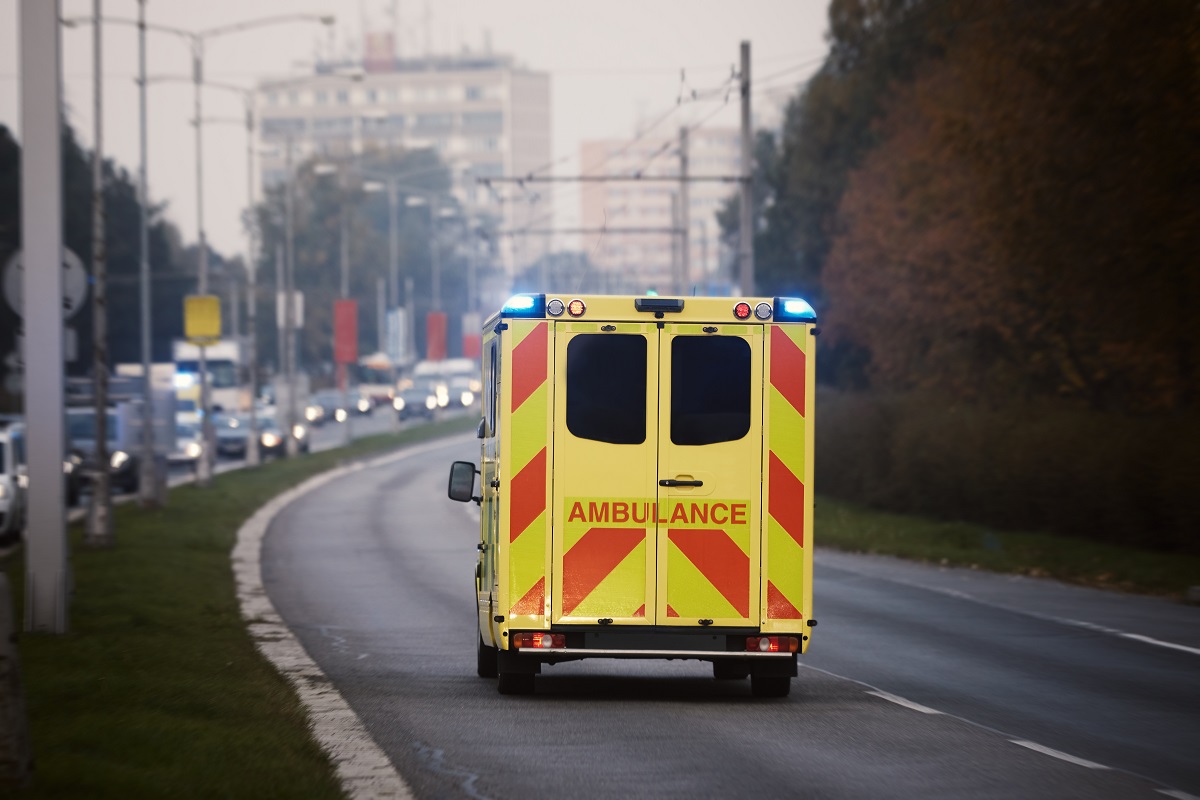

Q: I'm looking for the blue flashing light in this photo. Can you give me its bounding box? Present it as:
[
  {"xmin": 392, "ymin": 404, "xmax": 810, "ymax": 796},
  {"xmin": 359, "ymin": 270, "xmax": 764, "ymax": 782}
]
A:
[
  {"xmin": 774, "ymin": 296, "xmax": 817, "ymax": 322},
  {"xmin": 501, "ymin": 293, "xmax": 546, "ymax": 318}
]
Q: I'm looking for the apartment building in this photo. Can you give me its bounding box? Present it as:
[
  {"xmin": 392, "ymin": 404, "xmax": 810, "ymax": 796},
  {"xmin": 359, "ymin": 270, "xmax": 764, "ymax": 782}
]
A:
[{"xmin": 255, "ymin": 46, "xmax": 551, "ymax": 272}]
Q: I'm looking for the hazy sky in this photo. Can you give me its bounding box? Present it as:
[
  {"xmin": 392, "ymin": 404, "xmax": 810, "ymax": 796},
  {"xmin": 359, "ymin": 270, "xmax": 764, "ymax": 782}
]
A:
[{"xmin": 0, "ymin": 0, "xmax": 829, "ymax": 257}]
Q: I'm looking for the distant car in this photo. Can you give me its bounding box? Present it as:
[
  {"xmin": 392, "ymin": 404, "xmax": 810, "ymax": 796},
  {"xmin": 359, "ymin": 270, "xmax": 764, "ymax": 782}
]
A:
[
  {"xmin": 393, "ymin": 384, "xmax": 438, "ymax": 422},
  {"xmin": 305, "ymin": 390, "xmax": 347, "ymax": 427},
  {"xmin": 448, "ymin": 376, "xmax": 479, "ymax": 409},
  {"xmin": 213, "ymin": 414, "xmax": 251, "ymax": 459},
  {"xmin": 169, "ymin": 422, "xmax": 204, "ymax": 468},
  {"xmin": 256, "ymin": 414, "xmax": 310, "ymax": 458},
  {"xmin": 67, "ymin": 407, "xmax": 139, "ymax": 493},
  {"xmin": 0, "ymin": 424, "xmax": 28, "ymax": 542}
]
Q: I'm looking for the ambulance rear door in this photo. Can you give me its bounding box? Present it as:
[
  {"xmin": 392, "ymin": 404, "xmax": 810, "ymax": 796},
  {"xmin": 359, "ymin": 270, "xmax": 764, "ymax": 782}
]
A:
[{"xmin": 656, "ymin": 323, "xmax": 763, "ymax": 628}]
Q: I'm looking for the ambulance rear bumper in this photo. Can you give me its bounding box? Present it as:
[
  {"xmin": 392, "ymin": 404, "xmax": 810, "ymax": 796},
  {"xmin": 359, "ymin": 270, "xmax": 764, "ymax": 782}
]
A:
[{"xmin": 513, "ymin": 648, "xmax": 794, "ymax": 660}]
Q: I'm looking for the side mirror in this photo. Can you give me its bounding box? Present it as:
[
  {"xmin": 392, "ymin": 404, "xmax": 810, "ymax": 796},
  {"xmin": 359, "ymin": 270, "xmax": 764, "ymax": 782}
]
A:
[{"xmin": 447, "ymin": 460, "xmax": 480, "ymax": 504}]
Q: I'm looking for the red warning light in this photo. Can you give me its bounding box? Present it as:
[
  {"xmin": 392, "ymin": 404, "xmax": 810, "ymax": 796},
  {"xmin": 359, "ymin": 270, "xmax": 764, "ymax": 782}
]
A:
[
  {"xmin": 567, "ymin": 299, "xmax": 587, "ymax": 317},
  {"xmin": 733, "ymin": 302, "xmax": 752, "ymax": 320}
]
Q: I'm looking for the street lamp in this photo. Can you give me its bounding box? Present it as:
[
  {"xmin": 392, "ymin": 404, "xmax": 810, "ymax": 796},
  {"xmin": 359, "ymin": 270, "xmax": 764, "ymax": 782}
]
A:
[{"xmin": 64, "ymin": 10, "xmax": 335, "ymax": 485}]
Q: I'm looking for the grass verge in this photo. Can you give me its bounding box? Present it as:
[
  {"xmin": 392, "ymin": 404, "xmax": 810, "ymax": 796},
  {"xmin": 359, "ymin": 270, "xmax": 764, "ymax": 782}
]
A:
[
  {"xmin": 816, "ymin": 494, "xmax": 1200, "ymax": 599},
  {"xmin": 2, "ymin": 416, "xmax": 476, "ymax": 798}
]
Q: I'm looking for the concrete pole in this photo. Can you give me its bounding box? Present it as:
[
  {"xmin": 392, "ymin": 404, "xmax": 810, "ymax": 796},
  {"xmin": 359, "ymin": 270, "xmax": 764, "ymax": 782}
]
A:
[
  {"xmin": 430, "ymin": 195, "xmax": 441, "ymax": 311},
  {"xmin": 669, "ymin": 192, "xmax": 680, "ymax": 294},
  {"xmin": 738, "ymin": 40, "xmax": 755, "ymax": 295},
  {"xmin": 244, "ymin": 97, "xmax": 260, "ymax": 467},
  {"xmin": 679, "ymin": 125, "xmax": 690, "ymax": 294},
  {"xmin": 193, "ymin": 39, "xmax": 214, "ymax": 486},
  {"xmin": 85, "ymin": 0, "xmax": 113, "ymax": 546},
  {"xmin": 283, "ymin": 140, "xmax": 299, "ymax": 458},
  {"xmin": 21, "ymin": 0, "xmax": 68, "ymax": 633},
  {"xmin": 136, "ymin": 0, "xmax": 160, "ymax": 507}
]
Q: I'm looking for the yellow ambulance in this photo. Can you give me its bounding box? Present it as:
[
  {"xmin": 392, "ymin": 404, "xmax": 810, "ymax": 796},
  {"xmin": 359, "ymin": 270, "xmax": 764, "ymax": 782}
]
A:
[{"xmin": 448, "ymin": 294, "xmax": 816, "ymax": 696}]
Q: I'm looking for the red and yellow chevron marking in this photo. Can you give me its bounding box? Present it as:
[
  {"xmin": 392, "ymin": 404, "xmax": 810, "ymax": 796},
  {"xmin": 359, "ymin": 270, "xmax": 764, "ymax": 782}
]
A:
[
  {"xmin": 506, "ymin": 321, "xmax": 551, "ymax": 622},
  {"xmin": 561, "ymin": 527, "xmax": 646, "ymax": 617},
  {"xmin": 666, "ymin": 528, "xmax": 751, "ymax": 619},
  {"xmin": 764, "ymin": 324, "xmax": 809, "ymax": 622}
]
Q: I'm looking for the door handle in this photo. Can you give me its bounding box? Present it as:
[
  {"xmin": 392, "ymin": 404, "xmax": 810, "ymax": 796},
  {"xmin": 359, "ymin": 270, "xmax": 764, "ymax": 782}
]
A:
[{"xmin": 659, "ymin": 479, "xmax": 703, "ymax": 487}]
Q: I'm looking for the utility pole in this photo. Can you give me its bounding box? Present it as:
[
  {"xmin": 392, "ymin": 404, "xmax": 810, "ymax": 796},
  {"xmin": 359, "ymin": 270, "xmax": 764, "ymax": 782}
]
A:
[
  {"xmin": 136, "ymin": 0, "xmax": 161, "ymax": 507},
  {"xmin": 283, "ymin": 140, "xmax": 299, "ymax": 458},
  {"xmin": 738, "ymin": 40, "xmax": 754, "ymax": 296},
  {"xmin": 244, "ymin": 96, "xmax": 260, "ymax": 467},
  {"xmin": 679, "ymin": 125, "xmax": 690, "ymax": 294},
  {"xmin": 669, "ymin": 192, "xmax": 680, "ymax": 294},
  {"xmin": 193, "ymin": 38, "xmax": 213, "ymax": 487},
  {"xmin": 85, "ymin": 0, "xmax": 113, "ymax": 547}
]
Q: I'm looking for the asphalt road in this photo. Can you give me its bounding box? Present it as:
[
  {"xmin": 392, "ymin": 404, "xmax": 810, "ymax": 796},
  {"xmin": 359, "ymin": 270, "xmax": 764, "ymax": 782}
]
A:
[{"xmin": 262, "ymin": 436, "xmax": 1200, "ymax": 800}]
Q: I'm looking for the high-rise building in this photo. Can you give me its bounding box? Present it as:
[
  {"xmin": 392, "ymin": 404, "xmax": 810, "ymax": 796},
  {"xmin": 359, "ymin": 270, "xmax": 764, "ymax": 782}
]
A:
[
  {"xmin": 255, "ymin": 42, "xmax": 551, "ymax": 273},
  {"xmin": 579, "ymin": 127, "xmax": 742, "ymax": 294}
]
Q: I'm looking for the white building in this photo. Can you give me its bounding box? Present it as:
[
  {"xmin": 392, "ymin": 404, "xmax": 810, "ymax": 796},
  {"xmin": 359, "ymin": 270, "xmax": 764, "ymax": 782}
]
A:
[{"xmin": 255, "ymin": 43, "xmax": 551, "ymax": 273}]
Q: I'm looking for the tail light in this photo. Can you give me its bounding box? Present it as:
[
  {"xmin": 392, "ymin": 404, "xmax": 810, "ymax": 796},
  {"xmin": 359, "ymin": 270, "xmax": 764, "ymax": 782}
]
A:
[
  {"xmin": 512, "ymin": 632, "xmax": 565, "ymax": 649},
  {"xmin": 746, "ymin": 636, "xmax": 799, "ymax": 653}
]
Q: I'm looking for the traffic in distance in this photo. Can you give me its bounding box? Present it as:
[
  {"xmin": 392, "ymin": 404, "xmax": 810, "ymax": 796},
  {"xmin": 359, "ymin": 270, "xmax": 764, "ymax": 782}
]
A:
[{"xmin": 0, "ymin": 339, "xmax": 479, "ymax": 546}]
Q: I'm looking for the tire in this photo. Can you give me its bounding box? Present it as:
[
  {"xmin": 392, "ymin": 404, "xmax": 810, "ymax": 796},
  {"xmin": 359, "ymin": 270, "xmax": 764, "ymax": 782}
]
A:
[
  {"xmin": 713, "ymin": 659, "xmax": 751, "ymax": 680},
  {"xmin": 497, "ymin": 671, "xmax": 534, "ymax": 695},
  {"xmin": 751, "ymin": 675, "xmax": 791, "ymax": 698},
  {"xmin": 477, "ymin": 635, "xmax": 498, "ymax": 678}
]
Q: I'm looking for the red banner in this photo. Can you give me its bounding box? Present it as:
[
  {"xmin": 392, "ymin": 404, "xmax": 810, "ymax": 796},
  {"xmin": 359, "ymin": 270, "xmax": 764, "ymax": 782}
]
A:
[
  {"xmin": 334, "ymin": 300, "xmax": 358, "ymax": 364},
  {"xmin": 426, "ymin": 311, "xmax": 447, "ymax": 361}
]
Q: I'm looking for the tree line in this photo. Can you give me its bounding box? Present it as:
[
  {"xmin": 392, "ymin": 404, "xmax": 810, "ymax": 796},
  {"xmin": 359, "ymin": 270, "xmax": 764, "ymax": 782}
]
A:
[{"xmin": 728, "ymin": 0, "xmax": 1198, "ymax": 414}]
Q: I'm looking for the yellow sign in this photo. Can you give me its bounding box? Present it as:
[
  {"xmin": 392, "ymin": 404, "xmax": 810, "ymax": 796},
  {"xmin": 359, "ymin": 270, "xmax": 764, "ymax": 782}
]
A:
[{"xmin": 184, "ymin": 295, "xmax": 221, "ymax": 344}]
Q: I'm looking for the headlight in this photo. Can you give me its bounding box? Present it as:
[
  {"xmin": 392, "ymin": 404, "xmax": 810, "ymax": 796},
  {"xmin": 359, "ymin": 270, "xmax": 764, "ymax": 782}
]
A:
[
  {"xmin": 424, "ymin": 395, "xmax": 438, "ymax": 410},
  {"xmin": 393, "ymin": 397, "xmax": 405, "ymax": 411},
  {"xmin": 460, "ymin": 391, "xmax": 474, "ymax": 406},
  {"xmin": 292, "ymin": 425, "xmax": 306, "ymax": 440},
  {"xmin": 305, "ymin": 406, "xmax": 320, "ymax": 421},
  {"xmin": 357, "ymin": 398, "xmax": 371, "ymax": 413},
  {"xmin": 185, "ymin": 442, "xmax": 202, "ymax": 458},
  {"xmin": 0, "ymin": 483, "xmax": 8, "ymax": 500},
  {"xmin": 63, "ymin": 459, "xmax": 74, "ymax": 474},
  {"xmin": 110, "ymin": 450, "xmax": 130, "ymax": 469},
  {"xmin": 334, "ymin": 409, "xmax": 348, "ymax": 422},
  {"xmin": 261, "ymin": 432, "xmax": 281, "ymax": 447}
]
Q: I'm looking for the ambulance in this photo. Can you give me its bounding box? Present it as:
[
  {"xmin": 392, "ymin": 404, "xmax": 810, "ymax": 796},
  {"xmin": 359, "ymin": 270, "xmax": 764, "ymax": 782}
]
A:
[{"xmin": 448, "ymin": 294, "xmax": 817, "ymax": 696}]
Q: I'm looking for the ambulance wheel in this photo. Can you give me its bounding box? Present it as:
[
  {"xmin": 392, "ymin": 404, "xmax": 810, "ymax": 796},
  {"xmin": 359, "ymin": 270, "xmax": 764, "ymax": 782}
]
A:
[
  {"xmin": 713, "ymin": 660, "xmax": 750, "ymax": 680},
  {"xmin": 477, "ymin": 635, "xmax": 498, "ymax": 678},
  {"xmin": 751, "ymin": 675, "xmax": 791, "ymax": 698},
  {"xmin": 497, "ymin": 671, "xmax": 534, "ymax": 695}
]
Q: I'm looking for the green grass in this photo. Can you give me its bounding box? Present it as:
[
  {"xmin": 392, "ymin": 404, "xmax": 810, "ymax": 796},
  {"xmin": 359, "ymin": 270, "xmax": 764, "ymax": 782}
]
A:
[
  {"xmin": 2, "ymin": 416, "xmax": 476, "ymax": 798},
  {"xmin": 816, "ymin": 495, "xmax": 1200, "ymax": 599}
]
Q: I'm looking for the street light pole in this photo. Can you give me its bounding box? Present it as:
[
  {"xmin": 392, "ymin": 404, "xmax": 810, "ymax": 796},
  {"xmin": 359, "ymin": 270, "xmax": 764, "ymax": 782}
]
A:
[
  {"xmin": 85, "ymin": 0, "xmax": 113, "ymax": 546},
  {"xmin": 192, "ymin": 38, "xmax": 214, "ymax": 487},
  {"xmin": 283, "ymin": 139, "xmax": 298, "ymax": 458},
  {"xmin": 244, "ymin": 94, "xmax": 261, "ymax": 467},
  {"xmin": 136, "ymin": 0, "xmax": 160, "ymax": 507}
]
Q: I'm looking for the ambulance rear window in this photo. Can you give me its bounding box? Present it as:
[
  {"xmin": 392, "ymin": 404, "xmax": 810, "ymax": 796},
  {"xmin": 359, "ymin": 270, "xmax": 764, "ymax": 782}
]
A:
[
  {"xmin": 671, "ymin": 336, "xmax": 751, "ymax": 445},
  {"xmin": 566, "ymin": 334, "xmax": 647, "ymax": 444}
]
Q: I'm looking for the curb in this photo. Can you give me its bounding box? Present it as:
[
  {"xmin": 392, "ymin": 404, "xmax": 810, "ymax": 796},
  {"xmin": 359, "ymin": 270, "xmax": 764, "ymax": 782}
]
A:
[{"xmin": 232, "ymin": 435, "xmax": 472, "ymax": 800}]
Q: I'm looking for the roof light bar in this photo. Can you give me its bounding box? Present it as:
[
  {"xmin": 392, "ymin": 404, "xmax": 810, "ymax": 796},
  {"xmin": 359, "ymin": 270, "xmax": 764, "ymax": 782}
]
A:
[
  {"xmin": 501, "ymin": 293, "xmax": 546, "ymax": 318},
  {"xmin": 773, "ymin": 296, "xmax": 817, "ymax": 323}
]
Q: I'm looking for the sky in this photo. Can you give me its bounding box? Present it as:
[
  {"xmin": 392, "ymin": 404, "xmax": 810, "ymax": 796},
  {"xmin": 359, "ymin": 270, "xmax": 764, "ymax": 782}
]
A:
[{"xmin": 0, "ymin": 0, "xmax": 830, "ymax": 258}]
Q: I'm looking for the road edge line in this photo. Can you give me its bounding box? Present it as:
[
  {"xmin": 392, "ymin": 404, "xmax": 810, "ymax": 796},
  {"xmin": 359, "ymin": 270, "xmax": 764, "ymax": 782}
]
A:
[{"xmin": 232, "ymin": 435, "xmax": 474, "ymax": 800}]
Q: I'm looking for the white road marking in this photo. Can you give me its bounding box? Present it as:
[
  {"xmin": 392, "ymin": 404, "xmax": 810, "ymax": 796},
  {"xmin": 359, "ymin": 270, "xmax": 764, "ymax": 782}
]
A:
[
  {"xmin": 1010, "ymin": 740, "xmax": 1111, "ymax": 770},
  {"xmin": 1158, "ymin": 790, "xmax": 1200, "ymax": 800},
  {"xmin": 233, "ymin": 434, "xmax": 474, "ymax": 800},
  {"xmin": 865, "ymin": 690, "xmax": 943, "ymax": 715},
  {"xmin": 823, "ymin": 563, "xmax": 1200, "ymax": 658}
]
